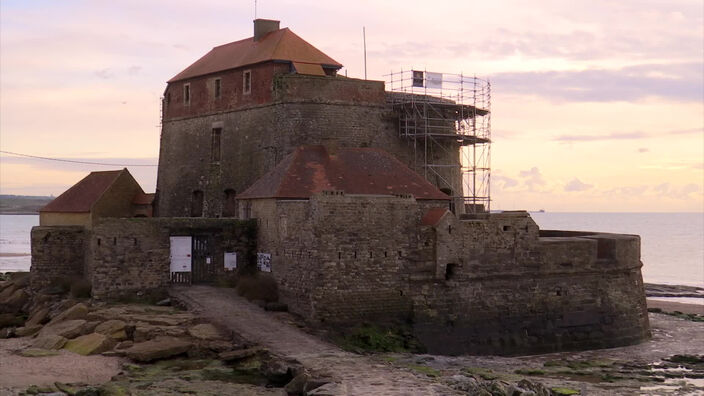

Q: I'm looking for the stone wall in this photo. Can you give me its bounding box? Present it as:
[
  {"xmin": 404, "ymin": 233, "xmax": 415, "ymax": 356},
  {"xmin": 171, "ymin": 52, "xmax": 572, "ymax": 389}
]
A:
[
  {"xmin": 410, "ymin": 212, "xmax": 650, "ymax": 355},
  {"xmin": 251, "ymin": 193, "xmax": 426, "ymax": 323},
  {"xmin": 156, "ymin": 74, "xmax": 460, "ymax": 217},
  {"xmin": 250, "ymin": 195, "xmax": 650, "ymax": 355},
  {"xmin": 30, "ymin": 226, "xmax": 86, "ymax": 288},
  {"xmin": 89, "ymin": 218, "xmax": 257, "ymax": 299}
]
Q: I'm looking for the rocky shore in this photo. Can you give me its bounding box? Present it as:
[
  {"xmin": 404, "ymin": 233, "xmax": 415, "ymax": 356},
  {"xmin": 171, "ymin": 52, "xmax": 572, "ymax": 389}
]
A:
[{"xmin": 1, "ymin": 272, "xmax": 703, "ymax": 395}]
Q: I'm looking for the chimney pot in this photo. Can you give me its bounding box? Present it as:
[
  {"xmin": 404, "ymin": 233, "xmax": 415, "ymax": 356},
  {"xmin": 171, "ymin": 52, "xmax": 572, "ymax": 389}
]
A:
[{"xmin": 254, "ymin": 19, "xmax": 280, "ymax": 41}]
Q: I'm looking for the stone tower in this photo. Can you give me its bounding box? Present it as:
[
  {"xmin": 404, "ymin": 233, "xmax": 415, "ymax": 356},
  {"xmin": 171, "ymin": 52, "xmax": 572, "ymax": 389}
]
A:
[{"xmin": 155, "ymin": 19, "xmax": 467, "ymax": 217}]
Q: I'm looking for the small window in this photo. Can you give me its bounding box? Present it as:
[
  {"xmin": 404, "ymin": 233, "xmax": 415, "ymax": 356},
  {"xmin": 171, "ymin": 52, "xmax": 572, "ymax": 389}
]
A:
[
  {"xmin": 183, "ymin": 83, "xmax": 191, "ymax": 105},
  {"xmin": 165, "ymin": 92, "xmax": 171, "ymax": 105},
  {"xmin": 223, "ymin": 189, "xmax": 237, "ymax": 217},
  {"xmin": 243, "ymin": 70, "xmax": 251, "ymax": 94},
  {"xmin": 211, "ymin": 128, "xmax": 221, "ymax": 163},
  {"xmin": 445, "ymin": 263, "xmax": 458, "ymax": 281},
  {"xmin": 191, "ymin": 190, "xmax": 204, "ymax": 217},
  {"xmin": 214, "ymin": 78, "xmax": 221, "ymax": 98}
]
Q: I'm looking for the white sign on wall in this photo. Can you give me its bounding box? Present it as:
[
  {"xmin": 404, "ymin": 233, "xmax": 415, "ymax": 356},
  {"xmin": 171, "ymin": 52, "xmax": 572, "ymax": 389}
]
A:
[
  {"xmin": 224, "ymin": 252, "xmax": 237, "ymax": 271},
  {"xmin": 257, "ymin": 253, "xmax": 272, "ymax": 272},
  {"xmin": 426, "ymin": 72, "xmax": 443, "ymax": 89}
]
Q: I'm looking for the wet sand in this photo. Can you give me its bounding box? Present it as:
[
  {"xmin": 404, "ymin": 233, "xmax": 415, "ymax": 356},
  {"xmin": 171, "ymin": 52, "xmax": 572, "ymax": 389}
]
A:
[{"xmin": 647, "ymin": 298, "xmax": 704, "ymax": 315}]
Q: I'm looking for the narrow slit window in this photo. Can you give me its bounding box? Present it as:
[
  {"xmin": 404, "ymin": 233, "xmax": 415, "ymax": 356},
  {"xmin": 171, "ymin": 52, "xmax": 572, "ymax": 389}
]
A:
[
  {"xmin": 243, "ymin": 70, "xmax": 252, "ymax": 94},
  {"xmin": 211, "ymin": 128, "xmax": 222, "ymax": 163},
  {"xmin": 183, "ymin": 83, "xmax": 191, "ymax": 105},
  {"xmin": 214, "ymin": 78, "xmax": 221, "ymax": 98}
]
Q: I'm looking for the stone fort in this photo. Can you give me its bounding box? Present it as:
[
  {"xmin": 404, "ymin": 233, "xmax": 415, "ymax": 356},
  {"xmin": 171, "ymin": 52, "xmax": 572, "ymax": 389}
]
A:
[{"xmin": 31, "ymin": 19, "xmax": 650, "ymax": 355}]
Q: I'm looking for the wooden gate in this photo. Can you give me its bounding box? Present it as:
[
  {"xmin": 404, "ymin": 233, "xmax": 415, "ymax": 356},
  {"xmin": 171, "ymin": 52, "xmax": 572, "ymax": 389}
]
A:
[
  {"xmin": 192, "ymin": 236, "xmax": 216, "ymax": 283},
  {"xmin": 170, "ymin": 236, "xmax": 192, "ymax": 285}
]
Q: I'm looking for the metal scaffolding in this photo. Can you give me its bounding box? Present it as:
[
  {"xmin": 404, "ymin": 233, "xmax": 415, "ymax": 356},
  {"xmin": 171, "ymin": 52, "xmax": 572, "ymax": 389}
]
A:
[{"xmin": 386, "ymin": 70, "xmax": 491, "ymax": 213}]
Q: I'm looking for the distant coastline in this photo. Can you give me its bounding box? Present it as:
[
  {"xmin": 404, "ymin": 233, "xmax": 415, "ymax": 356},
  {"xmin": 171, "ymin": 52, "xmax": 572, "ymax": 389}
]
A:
[{"xmin": 0, "ymin": 195, "xmax": 52, "ymax": 215}]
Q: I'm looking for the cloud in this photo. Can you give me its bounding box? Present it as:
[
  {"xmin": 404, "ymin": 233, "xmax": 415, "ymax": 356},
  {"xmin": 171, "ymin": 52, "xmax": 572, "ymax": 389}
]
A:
[
  {"xmin": 493, "ymin": 175, "xmax": 518, "ymax": 190},
  {"xmin": 653, "ymin": 182, "xmax": 701, "ymax": 198},
  {"xmin": 518, "ymin": 167, "xmax": 546, "ymax": 190},
  {"xmin": 637, "ymin": 148, "xmax": 649, "ymax": 153},
  {"xmin": 492, "ymin": 62, "xmax": 703, "ymax": 103},
  {"xmin": 555, "ymin": 131, "xmax": 649, "ymax": 142},
  {"xmin": 564, "ymin": 178, "xmax": 593, "ymax": 192},
  {"xmin": 94, "ymin": 68, "xmax": 114, "ymax": 79},
  {"xmin": 127, "ymin": 65, "xmax": 142, "ymax": 75},
  {"xmin": 554, "ymin": 127, "xmax": 702, "ymax": 143}
]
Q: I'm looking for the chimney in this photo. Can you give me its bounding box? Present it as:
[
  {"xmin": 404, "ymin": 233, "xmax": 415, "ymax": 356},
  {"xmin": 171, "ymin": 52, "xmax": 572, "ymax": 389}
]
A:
[{"xmin": 253, "ymin": 19, "xmax": 280, "ymax": 41}]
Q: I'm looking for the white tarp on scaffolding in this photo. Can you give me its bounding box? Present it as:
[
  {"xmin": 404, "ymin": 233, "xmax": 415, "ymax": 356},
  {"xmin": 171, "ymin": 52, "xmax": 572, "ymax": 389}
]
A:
[{"xmin": 426, "ymin": 72, "xmax": 443, "ymax": 89}]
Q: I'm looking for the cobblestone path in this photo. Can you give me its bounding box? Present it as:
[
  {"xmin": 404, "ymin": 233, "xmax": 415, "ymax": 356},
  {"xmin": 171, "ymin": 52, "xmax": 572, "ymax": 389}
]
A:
[{"xmin": 171, "ymin": 285, "xmax": 459, "ymax": 395}]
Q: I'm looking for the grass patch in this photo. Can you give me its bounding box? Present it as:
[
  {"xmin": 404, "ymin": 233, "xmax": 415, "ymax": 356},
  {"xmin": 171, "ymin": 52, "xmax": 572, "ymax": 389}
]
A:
[
  {"xmin": 379, "ymin": 355, "xmax": 399, "ymax": 363},
  {"xmin": 464, "ymin": 366, "xmax": 499, "ymax": 380},
  {"xmin": 336, "ymin": 324, "xmax": 425, "ymax": 353},
  {"xmin": 515, "ymin": 368, "xmax": 545, "ymax": 376},
  {"xmin": 407, "ymin": 364, "xmax": 440, "ymax": 377},
  {"xmin": 667, "ymin": 355, "xmax": 704, "ymax": 365},
  {"xmin": 551, "ymin": 387, "xmax": 580, "ymax": 395},
  {"xmin": 650, "ymin": 309, "xmax": 704, "ymax": 322}
]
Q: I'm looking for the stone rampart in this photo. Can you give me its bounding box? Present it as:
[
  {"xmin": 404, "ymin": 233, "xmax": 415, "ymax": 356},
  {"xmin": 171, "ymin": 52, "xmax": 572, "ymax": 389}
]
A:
[
  {"xmin": 89, "ymin": 218, "xmax": 256, "ymax": 299},
  {"xmin": 30, "ymin": 226, "xmax": 86, "ymax": 288},
  {"xmin": 411, "ymin": 213, "xmax": 650, "ymax": 355},
  {"xmin": 250, "ymin": 196, "xmax": 650, "ymax": 355}
]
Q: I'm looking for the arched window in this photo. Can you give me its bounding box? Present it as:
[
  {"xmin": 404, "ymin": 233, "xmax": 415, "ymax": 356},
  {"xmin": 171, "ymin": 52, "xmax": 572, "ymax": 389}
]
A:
[
  {"xmin": 191, "ymin": 190, "xmax": 204, "ymax": 217},
  {"xmin": 223, "ymin": 189, "xmax": 238, "ymax": 217}
]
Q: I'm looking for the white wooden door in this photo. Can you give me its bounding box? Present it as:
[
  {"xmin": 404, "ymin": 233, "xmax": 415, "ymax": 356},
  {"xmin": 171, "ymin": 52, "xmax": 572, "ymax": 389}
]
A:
[{"xmin": 170, "ymin": 236, "xmax": 192, "ymax": 273}]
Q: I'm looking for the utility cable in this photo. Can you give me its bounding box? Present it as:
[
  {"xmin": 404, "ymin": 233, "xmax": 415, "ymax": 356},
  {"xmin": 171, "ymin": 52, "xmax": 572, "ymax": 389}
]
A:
[{"xmin": 0, "ymin": 150, "xmax": 158, "ymax": 167}]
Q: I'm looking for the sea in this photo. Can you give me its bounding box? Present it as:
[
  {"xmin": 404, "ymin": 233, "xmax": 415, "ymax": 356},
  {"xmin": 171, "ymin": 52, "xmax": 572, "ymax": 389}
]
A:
[{"xmin": 1, "ymin": 213, "xmax": 702, "ymax": 287}]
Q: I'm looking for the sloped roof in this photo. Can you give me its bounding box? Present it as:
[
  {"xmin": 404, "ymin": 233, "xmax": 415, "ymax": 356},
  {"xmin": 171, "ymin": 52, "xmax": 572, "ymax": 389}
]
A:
[
  {"xmin": 168, "ymin": 28, "xmax": 342, "ymax": 83},
  {"xmin": 238, "ymin": 145, "xmax": 451, "ymax": 201},
  {"xmin": 132, "ymin": 192, "xmax": 155, "ymax": 205},
  {"xmin": 41, "ymin": 169, "xmax": 125, "ymax": 213},
  {"xmin": 421, "ymin": 207, "xmax": 451, "ymax": 226}
]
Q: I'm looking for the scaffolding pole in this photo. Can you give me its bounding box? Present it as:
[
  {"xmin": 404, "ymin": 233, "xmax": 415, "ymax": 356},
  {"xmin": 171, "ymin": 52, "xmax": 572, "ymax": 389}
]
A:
[{"xmin": 385, "ymin": 70, "xmax": 491, "ymax": 213}]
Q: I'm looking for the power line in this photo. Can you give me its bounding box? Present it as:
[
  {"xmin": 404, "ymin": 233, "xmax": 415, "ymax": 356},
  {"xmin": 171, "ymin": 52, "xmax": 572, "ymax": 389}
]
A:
[{"xmin": 0, "ymin": 150, "xmax": 158, "ymax": 167}]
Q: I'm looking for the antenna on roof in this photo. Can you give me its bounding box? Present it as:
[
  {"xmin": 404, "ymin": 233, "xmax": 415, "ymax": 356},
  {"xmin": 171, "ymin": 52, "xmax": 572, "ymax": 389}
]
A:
[{"xmin": 363, "ymin": 26, "xmax": 367, "ymax": 80}]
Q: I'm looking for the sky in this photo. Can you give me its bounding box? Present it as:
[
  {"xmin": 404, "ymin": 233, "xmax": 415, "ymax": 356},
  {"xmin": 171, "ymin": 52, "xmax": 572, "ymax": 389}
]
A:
[{"xmin": 1, "ymin": 0, "xmax": 702, "ymax": 212}]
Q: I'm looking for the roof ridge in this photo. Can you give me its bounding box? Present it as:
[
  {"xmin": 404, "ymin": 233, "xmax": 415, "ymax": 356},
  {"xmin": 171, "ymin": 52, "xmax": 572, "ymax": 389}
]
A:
[
  {"xmin": 269, "ymin": 28, "xmax": 290, "ymax": 61},
  {"xmin": 88, "ymin": 168, "xmax": 128, "ymax": 212}
]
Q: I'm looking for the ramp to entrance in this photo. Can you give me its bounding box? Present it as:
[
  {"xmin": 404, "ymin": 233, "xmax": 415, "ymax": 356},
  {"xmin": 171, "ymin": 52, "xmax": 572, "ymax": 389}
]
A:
[{"xmin": 170, "ymin": 285, "xmax": 458, "ymax": 395}]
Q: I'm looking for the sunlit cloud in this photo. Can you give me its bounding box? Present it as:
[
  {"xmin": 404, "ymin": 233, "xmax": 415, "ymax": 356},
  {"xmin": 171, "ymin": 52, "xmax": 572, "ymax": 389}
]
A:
[
  {"xmin": 564, "ymin": 178, "xmax": 593, "ymax": 192},
  {"xmin": 493, "ymin": 62, "xmax": 703, "ymax": 102}
]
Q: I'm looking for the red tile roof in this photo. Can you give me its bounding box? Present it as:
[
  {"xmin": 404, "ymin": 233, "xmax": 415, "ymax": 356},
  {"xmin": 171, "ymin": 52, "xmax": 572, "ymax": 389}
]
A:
[
  {"xmin": 238, "ymin": 146, "xmax": 451, "ymax": 201},
  {"xmin": 132, "ymin": 192, "xmax": 155, "ymax": 205},
  {"xmin": 41, "ymin": 169, "xmax": 126, "ymax": 213},
  {"xmin": 421, "ymin": 207, "xmax": 451, "ymax": 226},
  {"xmin": 168, "ymin": 28, "xmax": 342, "ymax": 83}
]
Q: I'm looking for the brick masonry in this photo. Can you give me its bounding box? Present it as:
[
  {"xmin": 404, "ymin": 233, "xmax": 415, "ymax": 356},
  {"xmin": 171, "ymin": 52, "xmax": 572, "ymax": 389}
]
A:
[{"xmin": 156, "ymin": 74, "xmax": 460, "ymax": 218}]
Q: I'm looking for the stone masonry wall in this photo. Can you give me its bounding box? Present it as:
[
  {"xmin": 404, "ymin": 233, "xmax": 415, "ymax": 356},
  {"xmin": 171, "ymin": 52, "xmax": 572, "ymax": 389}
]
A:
[
  {"xmin": 410, "ymin": 212, "xmax": 650, "ymax": 355},
  {"xmin": 30, "ymin": 226, "xmax": 86, "ymax": 288},
  {"xmin": 89, "ymin": 218, "xmax": 256, "ymax": 299},
  {"xmin": 251, "ymin": 197, "xmax": 650, "ymax": 355},
  {"xmin": 251, "ymin": 193, "xmax": 428, "ymax": 323},
  {"xmin": 156, "ymin": 74, "xmax": 460, "ymax": 217}
]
